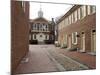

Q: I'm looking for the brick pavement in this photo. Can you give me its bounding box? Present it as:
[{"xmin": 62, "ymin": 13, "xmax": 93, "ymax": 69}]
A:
[
  {"xmin": 55, "ymin": 47, "xmax": 96, "ymax": 69},
  {"xmin": 47, "ymin": 48, "xmax": 89, "ymax": 71},
  {"xmin": 15, "ymin": 45, "xmax": 59, "ymax": 74},
  {"xmin": 15, "ymin": 45, "xmax": 96, "ymax": 75}
]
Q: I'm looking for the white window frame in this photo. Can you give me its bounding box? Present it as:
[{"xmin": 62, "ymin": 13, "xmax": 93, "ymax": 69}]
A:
[
  {"xmin": 68, "ymin": 15, "xmax": 71, "ymax": 24},
  {"xmin": 72, "ymin": 32, "xmax": 78, "ymax": 45},
  {"xmin": 91, "ymin": 6, "xmax": 96, "ymax": 14},
  {"xmin": 71, "ymin": 13, "xmax": 73, "ymax": 23},
  {"xmin": 82, "ymin": 6, "xmax": 86, "ymax": 18},
  {"xmin": 74, "ymin": 10, "xmax": 78, "ymax": 22},
  {"xmin": 32, "ymin": 34, "xmax": 34, "ymax": 40},
  {"xmin": 87, "ymin": 5, "xmax": 91, "ymax": 15},
  {"xmin": 78, "ymin": 8, "xmax": 81, "ymax": 20}
]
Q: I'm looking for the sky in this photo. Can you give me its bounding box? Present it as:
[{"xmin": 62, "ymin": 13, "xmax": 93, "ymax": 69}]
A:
[
  {"xmin": 29, "ymin": 1, "xmax": 73, "ymax": 21},
  {"xmin": 28, "ymin": 0, "xmax": 96, "ymax": 21}
]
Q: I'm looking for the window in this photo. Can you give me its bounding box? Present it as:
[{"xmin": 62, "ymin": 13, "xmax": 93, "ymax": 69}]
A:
[
  {"xmin": 21, "ymin": 1, "xmax": 24, "ymax": 8},
  {"xmin": 21, "ymin": 1, "xmax": 25, "ymax": 12},
  {"xmin": 80, "ymin": 7, "xmax": 83, "ymax": 19},
  {"xmin": 82, "ymin": 6, "xmax": 86, "ymax": 18},
  {"xmin": 34, "ymin": 34, "xmax": 36, "ymax": 39},
  {"xmin": 34, "ymin": 24, "xmax": 37, "ymax": 30},
  {"xmin": 71, "ymin": 13, "xmax": 73, "ymax": 23},
  {"xmin": 43, "ymin": 24, "xmax": 45, "ymax": 31},
  {"xmin": 32, "ymin": 34, "xmax": 34, "ymax": 40},
  {"xmin": 87, "ymin": 5, "xmax": 91, "ymax": 15},
  {"xmin": 45, "ymin": 35, "xmax": 47, "ymax": 40},
  {"xmin": 79, "ymin": 6, "xmax": 86, "ymax": 19},
  {"xmin": 69, "ymin": 15, "xmax": 72, "ymax": 24},
  {"xmin": 90, "ymin": 6, "xmax": 96, "ymax": 14},
  {"xmin": 62, "ymin": 20, "xmax": 64, "ymax": 28},
  {"xmin": 65, "ymin": 17, "xmax": 69, "ymax": 26},
  {"xmin": 37, "ymin": 23, "xmax": 39, "ymax": 30},
  {"xmin": 73, "ymin": 12, "xmax": 75, "ymax": 22},
  {"xmin": 74, "ymin": 10, "xmax": 78, "ymax": 22},
  {"xmin": 67, "ymin": 16, "xmax": 69, "ymax": 25},
  {"xmin": 92, "ymin": 6, "xmax": 96, "ymax": 13},
  {"xmin": 72, "ymin": 32, "xmax": 78, "ymax": 44},
  {"xmin": 46, "ymin": 25, "xmax": 48, "ymax": 31},
  {"xmin": 32, "ymin": 24, "xmax": 34, "ymax": 30},
  {"xmin": 78, "ymin": 8, "xmax": 81, "ymax": 20}
]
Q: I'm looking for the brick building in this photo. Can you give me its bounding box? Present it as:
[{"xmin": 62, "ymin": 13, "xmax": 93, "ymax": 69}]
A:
[
  {"xmin": 29, "ymin": 8, "xmax": 55, "ymax": 44},
  {"xmin": 11, "ymin": 0, "xmax": 29, "ymax": 74},
  {"xmin": 57, "ymin": 5, "xmax": 96, "ymax": 55}
]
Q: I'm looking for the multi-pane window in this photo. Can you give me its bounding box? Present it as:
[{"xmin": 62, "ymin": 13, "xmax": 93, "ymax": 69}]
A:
[
  {"xmin": 73, "ymin": 12, "xmax": 75, "ymax": 23},
  {"xmin": 72, "ymin": 32, "xmax": 78, "ymax": 44},
  {"xmin": 33, "ymin": 24, "xmax": 37, "ymax": 30},
  {"xmin": 32, "ymin": 34, "xmax": 36, "ymax": 40},
  {"xmin": 87, "ymin": 5, "xmax": 91, "ymax": 15},
  {"xmin": 36, "ymin": 24, "xmax": 38, "ymax": 30},
  {"xmin": 71, "ymin": 13, "xmax": 73, "ymax": 23},
  {"xmin": 32, "ymin": 24, "xmax": 34, "ymax": 30},
  {"xmin": 34, "ymin": 34, "xmax": 36, "ymax": 39},
  {"xmin": 92, "ymin": 6, "xmax": 96, "ymax": 13},
  {"xmin": 74, "ymin": 10, "xmax": 78, "ymax": 22},
  {"xmin": 90, "ymin": 6, "xmax": 96, "ymax": 14},
  {"xmin": 67, "ymin": 16, "xmax": 69, "ymax": 25},
  {"xmin": 45, "ymin": 35, "xmax": 49, "ymax": 40},
  {"xmin": 69, "ymin": 15, "xmax": 72, "ymax": 24},
  {"xmin": 45, "ymin": 35, "xmax": 47, "ymax": 40},
  {"xmin": 37, "ymin": 23, "xmax": 39, "ymax": 30},
  {"xmin": 81, "ymin": 6, "xmax": 86, "ymax": 19},
  {"xmin": 21, "ymin": 1, "xmax": 25, "ymax": 12},
  {"xmin": 82, "ymin": 6, "xmax": 86, "ymax": 18},
  {"xmin": 87, "ymin": 5, "xmax": 96, "ymax": 15},
  {"xmin": 80, "ymin": 7, "xmax": 83, "ymax": 19},
  {"xmin": 32, "ymin": 34, "xmax": 34, "ymax": 40},
  {"xmin": 46, "ymin": 25, "xmax": 48, "ymax": 31},
  {"xmin": 65, "ymin": 18, "xmax": 68, "ymax": 26},
  {"xmin": 78, "ymin": 8, "xmax": 81, "ymax": 20}
]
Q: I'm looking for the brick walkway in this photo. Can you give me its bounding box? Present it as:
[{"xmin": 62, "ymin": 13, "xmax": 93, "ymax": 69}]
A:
[
  {"xmin": 15, "ymin": 45, "xmax": 96, "ymax": 75},
  {"xmin": 56, "ymin": 47, "xmax": 96, "ymax": 69},
  {"xmin": 15, "ymin": 45, "xmax": 59, "ymax": 74}
]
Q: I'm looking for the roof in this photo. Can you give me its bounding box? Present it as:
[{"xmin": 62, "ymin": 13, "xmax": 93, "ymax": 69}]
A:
[
  {"xmin": 56, "ymin": 5, "xmax": 81, "ymax": 24},
  {"xmin": 30, "ymin": 17, "xmax": 49, "ymax": 23}
]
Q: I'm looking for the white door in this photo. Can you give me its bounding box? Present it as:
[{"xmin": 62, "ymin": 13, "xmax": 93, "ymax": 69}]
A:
[
  {"xmin": 81, "ymin": 33, "xmax": 85, "ymax": 52},
  {"xmin": 91, "ymin": 30, "xmax": 96, "ymax": 53}
]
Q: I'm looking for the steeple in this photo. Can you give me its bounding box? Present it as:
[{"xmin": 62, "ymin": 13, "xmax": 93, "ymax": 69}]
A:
[{"xmin": 38, "ymin": 3, "xmax": 43, "ymax": 18}]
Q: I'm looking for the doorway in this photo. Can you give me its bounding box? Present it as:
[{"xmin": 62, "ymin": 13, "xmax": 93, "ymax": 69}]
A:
[
  {"xmin": 91, "ymin": 30, "xmax": 96, "ymax": 53},
  {"xmin": 80, "ymin": 32, "xmax": 85, "ymax": 52},
  {"xmin": 68, "ymin": 36, "xmax": 71, "ymax": 48}
]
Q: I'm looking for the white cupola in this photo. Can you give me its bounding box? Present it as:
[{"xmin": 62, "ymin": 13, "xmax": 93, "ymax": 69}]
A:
[{"xmin": 38, "ymin": 6, "xmax": 43, "ymax": 18}]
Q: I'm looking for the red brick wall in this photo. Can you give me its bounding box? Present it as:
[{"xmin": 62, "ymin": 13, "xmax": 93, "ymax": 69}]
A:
[
  {"xmin": 11, "ymin": 1, "xmax": 29, "ymax": 73},
  {"xmin": 58, "ymin": 13, "xmax": 96, "ymax": 52}
]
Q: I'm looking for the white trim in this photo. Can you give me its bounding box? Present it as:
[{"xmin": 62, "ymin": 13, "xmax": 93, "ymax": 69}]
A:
[{"xmin": 72, "ymin": 32, "xmax": 78, "ymax": 45}]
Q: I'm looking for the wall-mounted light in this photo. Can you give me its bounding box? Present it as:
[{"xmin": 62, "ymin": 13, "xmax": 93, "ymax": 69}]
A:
[{"xmin": 76, "ymin": 34, "xmax": 80, "ymax": 37}]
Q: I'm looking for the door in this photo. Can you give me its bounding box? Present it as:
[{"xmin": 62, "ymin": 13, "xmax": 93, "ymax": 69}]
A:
[
  {"xmin": 68, "ymin": 36, "xmax": 71, "ymax": 48},
  {"xmin": 91, "ymin": 30, "xmax": 96, "ymax": 53},
  {"xmin": 81, "ymin": 32, "xmax": 85, "ymax": 52},
  {"xmin": 37, "ymin": 33, "xmax": 45, "ymax": 44}
]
